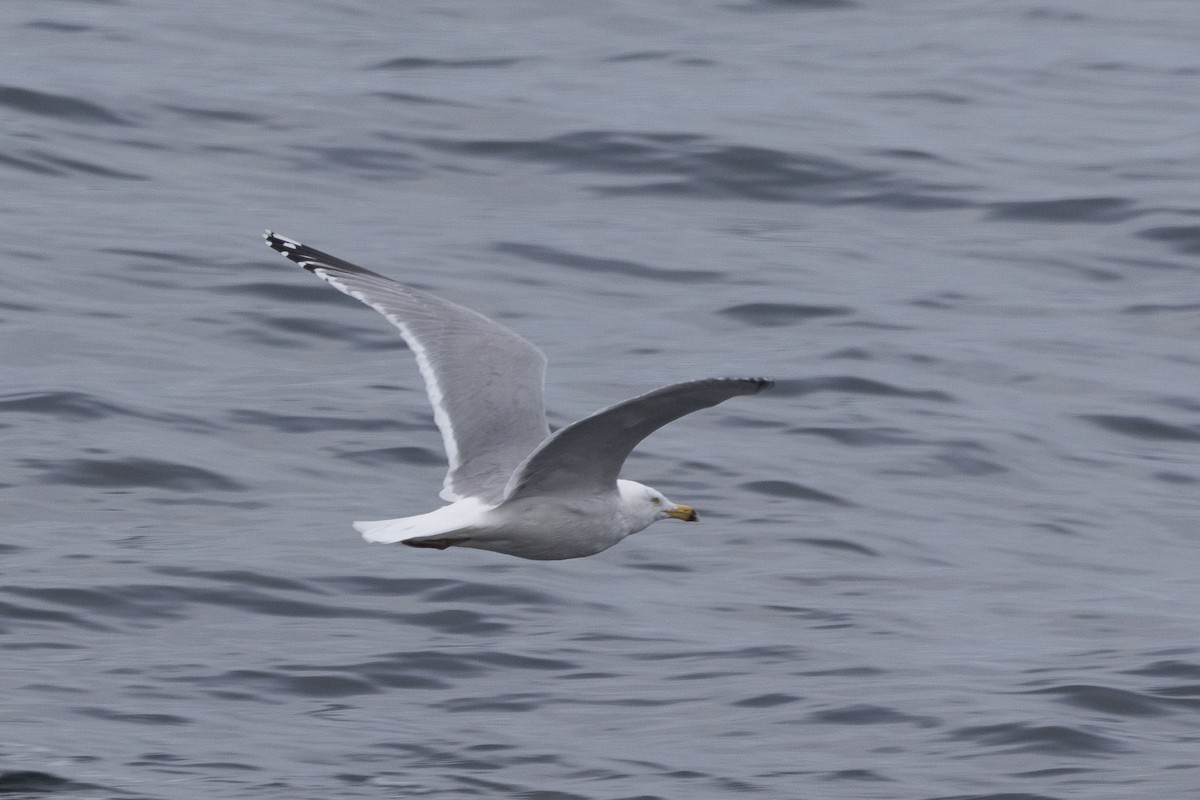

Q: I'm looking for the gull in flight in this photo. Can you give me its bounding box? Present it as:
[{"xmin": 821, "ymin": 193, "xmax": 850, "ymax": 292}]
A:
[{"xmin": 264, "ymin": 231, "xmax": 772, "ymax": 560}]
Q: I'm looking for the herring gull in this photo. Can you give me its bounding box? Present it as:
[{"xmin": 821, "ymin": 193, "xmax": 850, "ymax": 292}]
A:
[{"xmin": 264, "ymin": 231, "xmax": 772, "ymax": 560}]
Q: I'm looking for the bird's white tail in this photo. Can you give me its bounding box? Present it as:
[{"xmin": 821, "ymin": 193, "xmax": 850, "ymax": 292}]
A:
[{"xmin": 353, "ymin": 499, "xmax": 490, "ymax": 544}]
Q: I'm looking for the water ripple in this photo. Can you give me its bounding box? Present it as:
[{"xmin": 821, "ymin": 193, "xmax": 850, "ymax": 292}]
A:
[
  {"xmin": 338, "ymin": 445, "xmax": 444, "ymax": 468},
  {"xmin": 76, "ymin": 707, "xmax": 191, "ymax": 726},
  {"xmin": 0, "ymin": 598, "xmax": 109, "ymax": 633},
  {"xmin": 20, "ymin": 457, "xmax": 244, "ymax": 492},
  {"xmin": 1079, "ymin": 414, "xmax": 1200, "ymax": 442},
  {"xmin": 771, "ymin": 376, "xmax": 955, "ymax": 402},
  {"xmin": 0, "ymin": 84, "xmax": 131, "ymax": 125},
  {"xmin": 415, "ymin": 130, "xmax": 969, "ymax": 207},
  {"xmin": 0, "ymin": 770, "xmax": 113, "ymax": 796},
  {"xmin": 370, "ymin": 56, "xmax": 522, "ymax": 71},
  {"xmin": 734, "ymin": 0, "xmax": 855, "ymax": 10},
  {"xmin": 718, "ymin": 302, "xmax": 852, "ymax": 327},
  {"xmin": 950, "ymin": 723, "xmax": 1124, "ymax": 756},
  {"xmin": 289, "ymin": 145, "xmax": 418, "ymax": 180},
  {"xmin": 0, "ymin": 390, "xmax": 214, "ymax": 431},
  {"xmin": 986, "ymin": 197, "xmax": 1141, "ymax": 223},
  {"xmin": 809, "ymin": 703, "xmax": 939, "ymax": 726},
  {"xmin": 228, "ymin": 409, "xmax": 411, "ymax": 434},
  {"xmin": 740, "ymin": 479, "xmax": 853, "ymax": 506},
  {"xmin": 494, "ymin": 242, "xmax": 721, "ymax": 282},
  {"xmin": 1028, "ymin": 684, "xmax": 1175, "ymax": 717},
  {"xmin": 1136, "ymin": 225, "xmax": 1200, "ymax": 255}
]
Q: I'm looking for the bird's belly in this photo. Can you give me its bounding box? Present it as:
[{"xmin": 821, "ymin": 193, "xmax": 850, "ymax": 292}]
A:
[{"xmin": 467, "ymin": 500, "xmax": 625, "ymax": 560}]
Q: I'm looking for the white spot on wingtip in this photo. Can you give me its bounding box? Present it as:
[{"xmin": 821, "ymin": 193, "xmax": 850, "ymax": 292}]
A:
[{"xmin": 266, "ymin": 232, "xmax": 302, "ymax": 250}]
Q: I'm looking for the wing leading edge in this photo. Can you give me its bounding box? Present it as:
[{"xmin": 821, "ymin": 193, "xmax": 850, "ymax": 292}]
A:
[{"xmin": 504, "ymin": 377, "xmax": 773, "ymax": 500}]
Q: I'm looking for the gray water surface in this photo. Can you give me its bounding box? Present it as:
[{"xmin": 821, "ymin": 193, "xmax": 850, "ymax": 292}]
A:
[{"xmin": 3, "ymin": 2, "xmax": 1199, "ymax": 798}]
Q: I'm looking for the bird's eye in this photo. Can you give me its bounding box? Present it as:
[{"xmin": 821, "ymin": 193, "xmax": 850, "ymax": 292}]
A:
[{"xmin": 650, "ymin": 497, "xmax": 661, "ymax": 506}]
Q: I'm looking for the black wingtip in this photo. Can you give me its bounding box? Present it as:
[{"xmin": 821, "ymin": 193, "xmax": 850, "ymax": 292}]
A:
[
  {"xmin": 263, "ymin": 230, "xmax": 297, "ymax": 258},
  {"xmin": 723, "ymin": 377, "xmax": 773, "ymax": 393},
  {"xmin": 263, "ymin": 230, "xmax": 327, "ymax": 274},
  {"xmin": 262, "ymin": 231, "xmax": 381, "ymax": 277}
]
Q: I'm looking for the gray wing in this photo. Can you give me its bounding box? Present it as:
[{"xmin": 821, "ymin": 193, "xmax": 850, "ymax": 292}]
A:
[
  {"xmin": 504, "ymin": 378, "xmax": 772, "ymax": 500},
  {"xmin": 265, "ymin": 231, "xmax": 550, "ymax": 504}
]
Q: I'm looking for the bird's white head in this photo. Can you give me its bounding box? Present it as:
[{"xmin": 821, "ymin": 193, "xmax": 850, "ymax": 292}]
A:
[{"xmin": 616, "ymin": 479, "xmax": 698, "ymax": 535}]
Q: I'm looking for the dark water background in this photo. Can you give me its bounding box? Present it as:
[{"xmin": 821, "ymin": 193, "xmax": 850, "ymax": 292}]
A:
[{"xmin": 3, "ymin": 2, "xmax": 1199, "ymax": 797}]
